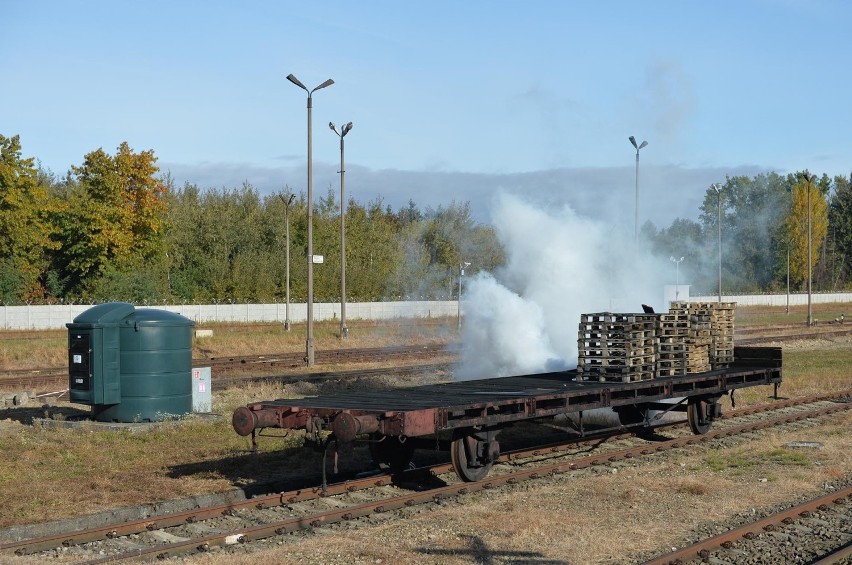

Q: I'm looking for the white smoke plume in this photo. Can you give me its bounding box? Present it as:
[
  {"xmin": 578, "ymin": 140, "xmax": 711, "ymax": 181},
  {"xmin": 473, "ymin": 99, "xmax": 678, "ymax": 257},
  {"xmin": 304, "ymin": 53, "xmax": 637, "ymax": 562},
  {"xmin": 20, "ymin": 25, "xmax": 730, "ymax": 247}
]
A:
[{"xmin": 456, "ymin": 192, "xmax": 668, "ymax": 380}]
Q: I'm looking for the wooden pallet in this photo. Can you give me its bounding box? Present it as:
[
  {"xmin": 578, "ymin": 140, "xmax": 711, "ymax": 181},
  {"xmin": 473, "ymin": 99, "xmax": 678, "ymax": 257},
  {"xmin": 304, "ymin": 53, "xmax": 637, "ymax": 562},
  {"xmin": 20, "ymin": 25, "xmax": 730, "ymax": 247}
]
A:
[
  {"xmin": 578, "ymin": 330, "xmax": 657, "ymax": 341},
  {"xmin": 658, "ymin": 359, "xmax": 687, "ymax": 369},
  {"xmin": 578, "ymin": 353, "xmax": 657, "ymax": 368},
  {"xmin": 660, "ymin": 327, "xmax": 690, "ymax": 337},
  {"xmin": 580, "ymin": 313, "xmax": 659, "ymax": 324},
  {"xmin": 657, "ymin": 366, "xmax": 689, "ymax": 377},
  {"xmin": 659, "ymin": 343, "xmax": 688, "ymax": 353},
  {"xmin": 578, "ymin": 366, "xmax": 656, "ymax": 383}
]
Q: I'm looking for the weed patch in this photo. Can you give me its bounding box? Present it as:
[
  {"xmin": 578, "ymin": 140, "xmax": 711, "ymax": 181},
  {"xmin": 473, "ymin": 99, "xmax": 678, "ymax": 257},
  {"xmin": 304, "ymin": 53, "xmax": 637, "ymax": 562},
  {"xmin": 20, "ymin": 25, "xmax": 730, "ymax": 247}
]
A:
[{"xmin": 705, "ymin": 447, "xmax": 812, "ymax": 474}]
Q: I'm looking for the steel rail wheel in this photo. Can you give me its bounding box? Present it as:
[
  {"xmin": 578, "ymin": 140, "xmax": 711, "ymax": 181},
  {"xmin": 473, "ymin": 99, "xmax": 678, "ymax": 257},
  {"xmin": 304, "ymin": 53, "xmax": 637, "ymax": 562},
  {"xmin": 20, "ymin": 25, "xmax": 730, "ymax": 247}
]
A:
[
  {"xmin": 687, "ymin": 397, "xmax": 718, "ymax": 435},
  {"xmin": 450, "ymin": 427, "xmax": 498, "ymax": 482}
]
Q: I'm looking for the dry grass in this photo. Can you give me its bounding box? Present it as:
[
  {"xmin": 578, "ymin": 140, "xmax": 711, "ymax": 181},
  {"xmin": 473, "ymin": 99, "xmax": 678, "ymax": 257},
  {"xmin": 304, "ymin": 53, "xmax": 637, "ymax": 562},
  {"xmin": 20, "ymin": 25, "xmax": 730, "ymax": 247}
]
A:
[
  {"xmin": 731, "ymin": 335, "xmax": 852, "ymax": 405},
  {"xmin": 0, "ymin": 331, "xmax": 67, "ymax": 370},
  {"xmin": 736, "ymin": 301, "xmax": 852, "ymax": 327},
  {"xmin": 0, "ymin": 317, "xmax": 458, "ymax": 372},
  {"xmin": 0, "ymin": 306, "xmax": 850, "ymax": 563},
  {"xmin": 187, "ymin": 411, "xmax": 852, "ymax": 565}
]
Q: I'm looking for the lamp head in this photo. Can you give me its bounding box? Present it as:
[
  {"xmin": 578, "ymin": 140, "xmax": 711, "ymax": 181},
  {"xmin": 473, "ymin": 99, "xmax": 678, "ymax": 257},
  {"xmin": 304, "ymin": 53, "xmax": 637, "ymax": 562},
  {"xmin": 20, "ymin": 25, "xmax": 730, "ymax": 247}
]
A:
[
  {"xmin": 629, "ymin": 135, "xmax": 637, "ymax": 149},
  {"xmin": 639, "ymin": 140, "xmax": 648, "ymax": 149},
  {"xmin": 343, "ymin": 122, "xmax": 353, "ymax": 135},
  {"xmin": 329, "ymin": 122, "xmax": 337, "ymax": 133},
  {"xmin": 286, "ymin": 73, "xmax": 307, "ymax": 91},
  {"xmin": 313, "ymin": 78, "xmax": 335, "ymax": 92}
]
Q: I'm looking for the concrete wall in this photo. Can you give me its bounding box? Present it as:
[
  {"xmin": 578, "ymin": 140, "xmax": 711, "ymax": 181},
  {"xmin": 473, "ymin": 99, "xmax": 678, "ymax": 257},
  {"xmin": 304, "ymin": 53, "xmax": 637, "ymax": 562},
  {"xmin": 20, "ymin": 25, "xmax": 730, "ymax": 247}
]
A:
[
  {"xmin": 0, "ymin": 300, "xmax": 460, "ymax": 330},
  {"xmin": 2, "ymin": 293, "xmax": 851, "ymax": 330},
  {"xmin": 689, "ymin": 293, "xmax": 852, "ymax": 307}
]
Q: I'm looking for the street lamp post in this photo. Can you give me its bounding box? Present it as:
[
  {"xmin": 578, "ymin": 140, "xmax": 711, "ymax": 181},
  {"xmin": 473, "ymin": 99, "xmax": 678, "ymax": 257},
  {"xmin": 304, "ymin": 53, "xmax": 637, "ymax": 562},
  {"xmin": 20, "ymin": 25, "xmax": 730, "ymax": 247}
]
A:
[
  {"xmin": 457, "ymin": 262, "xmax": 470, "ymax": 330},
  {"xmin": 329, "ymin": 121, "xmax": 353, "ymax": 339},
  {"xmin": 786, "ymin": 244, "xmax": 790, "ymax": 315},
  {"xmin": 670, "ymin": 256, "xmax": 684, "ymax": 301},
  {"xmin": 629, "ymin": 136, "xmax": 648, "ymax": 242},
  {"xmin": 279, "ymin": 192, "xmax": 296, "ymax": 331},
  {"xmin": 287, "ymin": 73, "xmax": 334, "ymax": 366},
  {"xmin": 711, "ymin": 183, "xmax": 723, "ymax": 303},
  {"xmin": 802, "ymin": 173, "xmax": 814, "ymax": 327}
]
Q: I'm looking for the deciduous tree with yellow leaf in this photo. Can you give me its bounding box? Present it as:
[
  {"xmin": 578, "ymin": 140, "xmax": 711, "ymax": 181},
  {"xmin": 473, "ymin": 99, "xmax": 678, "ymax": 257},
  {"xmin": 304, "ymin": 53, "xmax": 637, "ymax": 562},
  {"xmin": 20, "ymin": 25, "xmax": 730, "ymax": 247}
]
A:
[
  {"xmin": 54, "ymin": 142, "xmax": 167, "ymax": 294},
  {"xmin": 0, "ymin": 134, "xmax": 59, "ymax": 301},
  {"xmin": 784, "ymin": 172, "xmax": 829, "ymax": 287}
]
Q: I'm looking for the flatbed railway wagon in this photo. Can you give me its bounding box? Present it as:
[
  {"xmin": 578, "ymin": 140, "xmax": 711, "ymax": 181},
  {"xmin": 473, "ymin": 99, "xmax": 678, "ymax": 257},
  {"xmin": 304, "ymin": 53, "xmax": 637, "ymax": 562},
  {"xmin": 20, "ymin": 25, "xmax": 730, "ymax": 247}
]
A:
[{"xmin": 233, "ymin": 345, "xmax": 782, "ymax": 482}]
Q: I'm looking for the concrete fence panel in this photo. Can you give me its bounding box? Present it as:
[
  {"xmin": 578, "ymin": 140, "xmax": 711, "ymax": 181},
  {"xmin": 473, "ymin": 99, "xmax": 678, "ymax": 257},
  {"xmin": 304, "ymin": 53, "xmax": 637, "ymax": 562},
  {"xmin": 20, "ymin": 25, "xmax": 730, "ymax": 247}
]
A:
[{"xmin": 2, "ymin": 294, "xmax": 849, "ymax": 330}]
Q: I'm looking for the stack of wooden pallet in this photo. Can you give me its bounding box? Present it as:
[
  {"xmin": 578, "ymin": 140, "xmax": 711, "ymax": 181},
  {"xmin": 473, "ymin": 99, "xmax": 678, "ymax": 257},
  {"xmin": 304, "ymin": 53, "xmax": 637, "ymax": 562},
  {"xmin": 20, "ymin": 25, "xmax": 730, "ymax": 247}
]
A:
[
  {"xmin": 709, "ymin": 302, "xmax": 736, "ymax": 368},
  {"xmin": 657, "ymin": 310, "xmax": 691, "ymax": 376},
  {"xmin": 667, "ymin": 302, "xmax": 713, "ymax": 374},
  {"xmin": 577, "ymin": 312, "xmax": 659, "ymax": 382}
]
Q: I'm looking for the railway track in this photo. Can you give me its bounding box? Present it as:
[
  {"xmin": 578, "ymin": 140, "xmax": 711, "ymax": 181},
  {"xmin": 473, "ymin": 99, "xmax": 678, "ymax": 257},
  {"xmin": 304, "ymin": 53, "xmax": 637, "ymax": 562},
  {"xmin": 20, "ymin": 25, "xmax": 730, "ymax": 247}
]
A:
[
  {"xmin": 0, "ymin": 344, "xmax": 456, "ymax": 393},
  {"xmin": 4, "ymin": 390, "xmax": 849, "ymax": 563},
  {"xmin": 3, "ymin": 323, "xmax": 850, "ymax": 393},
  {"xmin": 642, "ymin": 485, "xmax": 852, "ymax": 564},
  {"xmin": 736, "ymin": 325, "xmax": 852, "ymax": 344}
]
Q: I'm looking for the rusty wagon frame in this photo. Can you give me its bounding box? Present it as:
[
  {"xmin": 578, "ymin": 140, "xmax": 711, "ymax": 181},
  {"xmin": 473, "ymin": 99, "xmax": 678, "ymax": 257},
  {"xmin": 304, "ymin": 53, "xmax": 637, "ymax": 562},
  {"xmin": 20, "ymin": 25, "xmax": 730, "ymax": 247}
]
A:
[{"xmin": 233, "ymin": 346, "xmax": 782, "ymax": 481}]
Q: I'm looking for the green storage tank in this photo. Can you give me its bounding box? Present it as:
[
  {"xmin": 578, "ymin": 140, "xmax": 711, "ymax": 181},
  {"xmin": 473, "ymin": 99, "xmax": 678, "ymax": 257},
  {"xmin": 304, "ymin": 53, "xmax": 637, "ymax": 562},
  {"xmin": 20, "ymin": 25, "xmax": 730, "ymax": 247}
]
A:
[
  {"xmin": 68, "ymin": 303, "xmax": 195, "ymax": 423},
  {"xmin": 68, "ymin": 302, "xmax": 135, "ymax": 407}
]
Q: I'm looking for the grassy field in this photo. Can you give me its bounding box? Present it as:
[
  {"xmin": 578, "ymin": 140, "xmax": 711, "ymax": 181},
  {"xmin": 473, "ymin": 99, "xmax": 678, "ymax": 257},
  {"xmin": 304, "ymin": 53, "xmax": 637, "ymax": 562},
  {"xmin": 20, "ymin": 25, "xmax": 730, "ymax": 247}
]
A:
[
  {"xmin": 735, "ymin": 301, "xmax": 851, "ymax": 326},
  {"xmin": 0, "ymin": 305, "xmax": 850, "ymax": 532},
  {"xmin": 0, "ymin": 317, "xmax": 457, "ymax": 371}
]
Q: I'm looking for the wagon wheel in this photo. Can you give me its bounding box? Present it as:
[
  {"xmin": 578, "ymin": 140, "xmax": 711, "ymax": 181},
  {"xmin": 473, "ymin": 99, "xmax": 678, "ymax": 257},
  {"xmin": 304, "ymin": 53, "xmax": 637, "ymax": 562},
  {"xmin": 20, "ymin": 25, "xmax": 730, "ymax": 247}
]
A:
[
  {"xmin": 450, "ymin": 428, "xmax": 495, "ymax": 482},
  {"xmin": 687, "ymin": 399, "xmax": 715, "ymax": 435},
  {"xmin": 369, "ymin": 433, "xmax": 415, "ymax": 472}
]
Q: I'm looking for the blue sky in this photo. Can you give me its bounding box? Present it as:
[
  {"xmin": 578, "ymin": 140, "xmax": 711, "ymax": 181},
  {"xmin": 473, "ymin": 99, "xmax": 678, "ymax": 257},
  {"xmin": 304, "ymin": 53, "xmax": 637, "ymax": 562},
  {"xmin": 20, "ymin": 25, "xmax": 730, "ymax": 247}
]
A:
[{"xmin": 2, "ymin": 0, "xmax": 850, "ymax": 228}]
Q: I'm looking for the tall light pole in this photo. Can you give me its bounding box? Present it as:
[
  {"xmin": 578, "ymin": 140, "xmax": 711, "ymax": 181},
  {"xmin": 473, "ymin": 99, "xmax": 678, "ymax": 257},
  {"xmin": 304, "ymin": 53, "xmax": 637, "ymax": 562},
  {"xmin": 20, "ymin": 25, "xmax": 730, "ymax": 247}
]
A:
[
  {"xmin": 670, "ymin": 256, "xmax": 684, "ymax": 301},
  {"xmin": 711, "ymin": 183, "xmax": 723, "ymax": 303},
  {"xmin": 629, "ymin": 136, "xmax": 648, "ymax": 242},
  {"xmin": 802, "ymin": 173, "xmax": 814, "ymax": 327},
  {"xmin": 457, "ymin": 262, "xmax": 470, "ymax": 330},
  {"xmin": 287, "ymin": 73, "xmax": 334, "ymax": 366},
  {"xmin": 279, "ymin": 191, "xmax": 296, "ymax": 331},
  {"xmin": 329, "ymin": 121, "xmax": 353, "ymax": 339},
  {"xmin": 786, "ymin": 244, "xmax": 790, "ymax": 315}
]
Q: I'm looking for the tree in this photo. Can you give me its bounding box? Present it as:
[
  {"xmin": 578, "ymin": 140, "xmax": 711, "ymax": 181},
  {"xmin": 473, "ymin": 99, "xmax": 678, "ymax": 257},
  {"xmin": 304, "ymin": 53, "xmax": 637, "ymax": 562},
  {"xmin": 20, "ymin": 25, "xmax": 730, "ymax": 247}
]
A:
[
  {"xmin": 0, "ymin": 134, "xmax": 59, "ymax": 301},
  {"xmin": 54, "ymin": 142, "xmax": 168, "ymax": 294},
  {"xmin": 708, "ymin": 174, "xmax": 789, "ymax": 291},
  {"xmin": 785, "ymin": 173, "xmax": 829, "ymax": 287},
  {"xmin": 828, "ymin": 174, "xmax": 852, "ymax": 288}
]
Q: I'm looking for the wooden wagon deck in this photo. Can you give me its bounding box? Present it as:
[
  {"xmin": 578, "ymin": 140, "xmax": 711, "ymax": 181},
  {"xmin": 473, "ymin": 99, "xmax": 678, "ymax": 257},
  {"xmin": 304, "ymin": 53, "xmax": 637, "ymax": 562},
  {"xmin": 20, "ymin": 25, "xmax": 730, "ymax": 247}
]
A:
[{"xmin": 233, "ymin": 346, "xmax": 782, "ymax": 440}]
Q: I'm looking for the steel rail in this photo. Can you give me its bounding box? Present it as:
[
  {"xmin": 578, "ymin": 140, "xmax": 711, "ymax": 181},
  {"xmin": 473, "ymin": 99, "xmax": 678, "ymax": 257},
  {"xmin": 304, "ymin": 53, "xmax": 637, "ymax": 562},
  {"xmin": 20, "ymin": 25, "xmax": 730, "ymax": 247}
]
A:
[
  {"xmin": 63, "ymin": 400, "xmax": 852, "ymax": 564},
  {"xmin": 0, "ymin": 344, "xmax": 455, "ymax": 392},
  {"xmin": 808, "ymin": 541, "xmax": 852, "ymax": 565},
  {"xmin": 5, "ymin": 322, "xmax": 852, "ymax": 384},
  {"xmin": 0, "ymin": 420, "xmax": 655, "ymax": 555},
  {"xmin": 3, "ymin": 390, "xmax": 849, "ymax": 557},
  {"xmin": 736, "ymin": 326, "xmax": 852, "ymax": 344},
  {"xmin": 213, "ymin": 362, "xmax": 453, "ymax": 390},
  {"xmin": 640, "ymin": 485, "xmax": 852, "ymax": 565}
]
